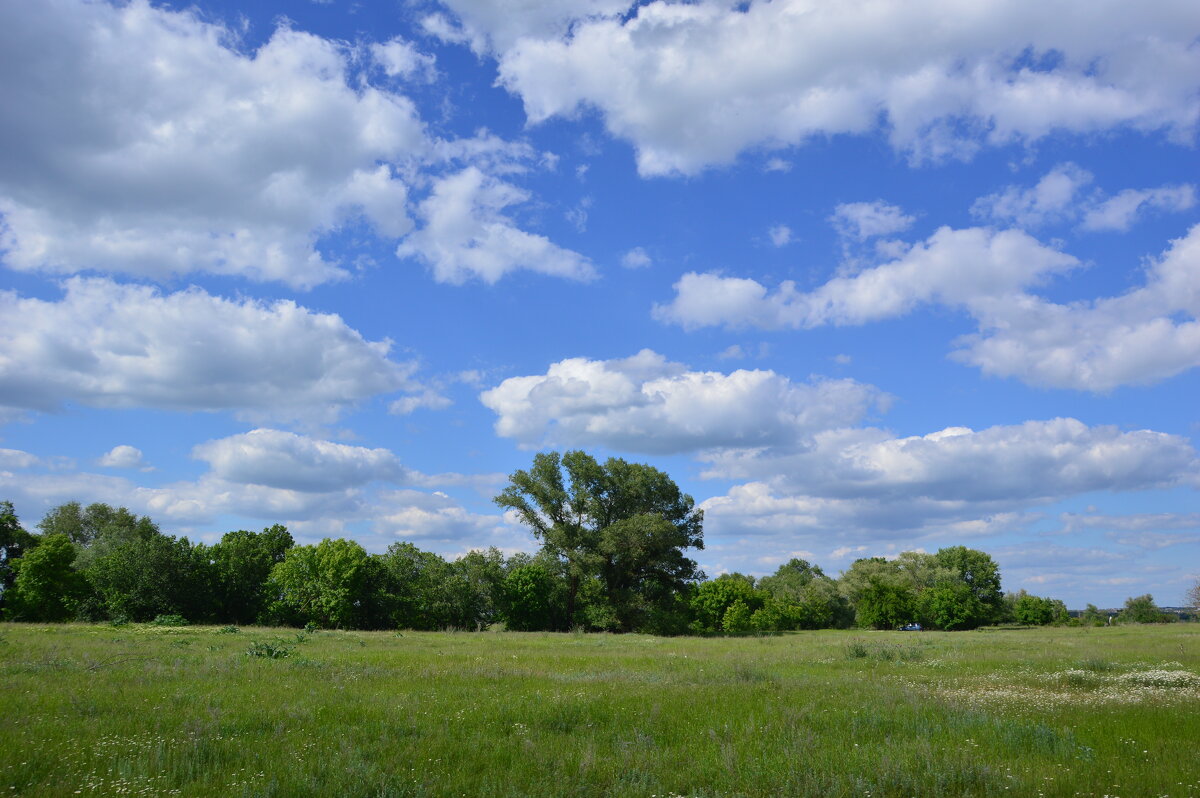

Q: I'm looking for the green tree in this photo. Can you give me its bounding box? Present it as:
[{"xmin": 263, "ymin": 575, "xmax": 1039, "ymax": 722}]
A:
[
  {"xmin": 1080, "ymin": 603, "xmax": 1105, "ymax": 626},
  {"xmin": 855, "ymin": 579, "xmax": 917, "ymax": 630},
  {"xmin": 500, "ymin": 562, "xmax": 562, "ymax": 631},
  {"xmin": 208, "ymin": 525, "xmax": 294, "ymax": 624},
  {"xmin": 932, "ymin": 546, "xmax": 1003, "ymax": 626},
  {"xmin": 689, "ymin": 574, "xmax": 763, "ymax": 634},
  {"xmin": 5, "ymin": 534, "xmax": 91, "ymax": 621},
  {"xmin": 757, "ymin": 559, "xmax": 851, "ymax": 630},
  {"xmin": 266, "ymin": 538, "xmax": 373, "ymax": 629},
  {"xmin": 85, "ymin": 532, "xmax": 212, "ymax": 622},
  {"xmin": 38, "ymin": 502, "xmax": 158, "ymax": 548},
  {"xmin": 495, "ymin": 451, "xmax": 703, "ymax": 632},
  {"xmin": 1118, "ymin": 594, "xmax": 1169, "ymax": 624},
  {"xmin": 374, "ymin": 542, "xmax": 454, "ymax": 630},
  {"xmin": 919, "ymin": 580, "xmax": 982, "ymax": 630},
  {"xmin": 1011, "ymin": 591, "xmax": 1055, "ymax": 625},
  {"xmin": 1, "ymin": 501, "xmax": 38, "ymax": 609}
]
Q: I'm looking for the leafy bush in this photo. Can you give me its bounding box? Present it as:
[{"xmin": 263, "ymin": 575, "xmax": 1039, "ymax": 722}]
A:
[
  {"xmin": 218, "ymin": 625, "xmax": 240, "ymax": 634},
  {"xmin": 149, "ymin": 613, "xmax": 188, "ymax": 626},
  {"xmin": 246, "ymin": 640, "xmax": 293, "ymax": 659}
]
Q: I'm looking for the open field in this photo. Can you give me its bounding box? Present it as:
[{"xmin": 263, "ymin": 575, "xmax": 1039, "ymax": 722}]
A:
[{"xmin": 1, "ymin": 624, "xmax": 1198, "ymax": 797}]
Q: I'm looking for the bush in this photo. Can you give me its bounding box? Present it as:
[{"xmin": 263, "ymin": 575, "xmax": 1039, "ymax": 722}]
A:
[
  {"xmin": 246, "ymin": 640, "xmax": 294, "ymax": 659},
  {"xmin": 149, "ymin": 613, "xmax": 189, "ymax": 627}
]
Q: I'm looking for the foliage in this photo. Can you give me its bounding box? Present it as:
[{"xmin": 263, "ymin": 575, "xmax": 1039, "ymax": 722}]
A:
[
  {"xmin": 495, "ymin": 450, "xmax": 704, "ymax": 631},
  {"xmin": 689, "ymin": 574, "xmax": 763, "ymax": 634},
  {"xmin": 245, "ymin": 640, "xmax": 294, "ymax": 659},
  {"xmin": 83, "ymin": 530, "xmax": 212, "ymax": 622},
  {"xmin": 266, "ymin": 538, "xmax": 373, "ymax": 629},
  {"xmin": 148, "ymin": 614, "xmax": 189, "ymax": 627},
  {"xmin": 4, "ymin": 534, "xmax": 91, "ymax": 621},
  {"xmin": 38, "ymin": 501, "xmax": 158, "ymax": 549},
  {"xmin": 207, "ymin": 525, "xmax": 294, "ymax": 624},
  {"xmin": 855, "ymin": 579, "xmax": 918, "ymax": 630},
  {"xmin": 1118, "ymin": 594, "xmax": 1172, "ymax": 624},
  {"xmin": 932, "ymin": 546, "xmax": 1003, "ymax": 627},
  {"xmin": 0, "ymin": 501, "xmax": 38, "ymax": 606},
  {"xmin": 500, "ymin": 562, "xmax": 562, "ymax": 631}
]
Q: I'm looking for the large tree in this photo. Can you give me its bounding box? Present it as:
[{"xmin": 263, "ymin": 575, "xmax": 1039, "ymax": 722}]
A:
[
  {"xmin": 495, "ymin": 451, "xmax": 703, "ymax": 632},
  {"xmin": 208, "ymin": 525, "xmax": 294, "ymax": 624}
]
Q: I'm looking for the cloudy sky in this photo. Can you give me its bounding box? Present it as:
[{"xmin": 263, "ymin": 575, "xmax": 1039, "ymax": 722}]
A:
[{"xmin": 2, "ymin": 0, "xmax": 1199, "ymax": 608}]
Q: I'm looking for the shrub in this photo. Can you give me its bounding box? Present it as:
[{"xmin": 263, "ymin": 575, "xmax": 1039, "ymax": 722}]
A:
[{"xmin": 246, "ymin": 640, "xmax": 294, "ymax": 659}]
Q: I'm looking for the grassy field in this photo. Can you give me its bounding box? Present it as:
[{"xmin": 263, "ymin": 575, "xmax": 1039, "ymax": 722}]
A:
[{"xmin": 1, "ymin": 623, "xmax": 1198, "ymax": 797}]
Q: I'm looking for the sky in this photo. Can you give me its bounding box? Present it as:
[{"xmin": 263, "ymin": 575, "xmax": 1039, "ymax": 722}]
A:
[{"xmin": 1, "ymin": 0, "xmax": 1199, "ymax": 609}]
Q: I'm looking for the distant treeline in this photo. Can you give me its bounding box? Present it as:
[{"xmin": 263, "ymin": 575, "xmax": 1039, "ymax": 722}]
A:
[{"xmin": 1, "ymin": 497, "xmax": 1177, "ymax": 633}]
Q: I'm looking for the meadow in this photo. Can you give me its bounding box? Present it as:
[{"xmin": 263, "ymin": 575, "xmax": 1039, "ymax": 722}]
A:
[{"xmin": 1, "ymin": 623, "xmax": 1197, "ymax": 797}]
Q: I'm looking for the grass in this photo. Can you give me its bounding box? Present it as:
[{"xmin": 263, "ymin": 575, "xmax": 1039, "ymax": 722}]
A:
[{"xmin": 1, "ymin": 623, "xmax": 1198, "ymax": 797}]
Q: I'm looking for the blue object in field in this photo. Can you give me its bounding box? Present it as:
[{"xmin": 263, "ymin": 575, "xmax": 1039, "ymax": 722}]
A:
[{"xmin": 901, "ymin": 623, "xmax": 922, "ymax": 631}]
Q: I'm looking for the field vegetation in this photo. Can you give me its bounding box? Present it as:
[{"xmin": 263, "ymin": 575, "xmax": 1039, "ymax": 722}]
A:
[{"xmin": 2, "ymin": 622, "xmax": 1198, "ymax": 797}]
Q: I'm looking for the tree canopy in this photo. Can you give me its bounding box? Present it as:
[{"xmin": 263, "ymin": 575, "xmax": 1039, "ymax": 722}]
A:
[{"xmin": 495, "ymin": 450, "xmax": 704, "ymax": 632}]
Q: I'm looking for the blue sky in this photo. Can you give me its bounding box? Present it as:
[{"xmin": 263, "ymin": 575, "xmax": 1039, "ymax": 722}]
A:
[{"xmin": 2, "ymin": 0, "xmax": 1199, "ymax": 608}]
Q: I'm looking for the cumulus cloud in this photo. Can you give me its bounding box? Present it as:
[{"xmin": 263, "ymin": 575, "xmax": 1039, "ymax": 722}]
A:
[
  {"xmin": 423, "ymin": 0, "xmax": 631, "ymax": 53},
  {"xmin": 701, "ymin": 418, "xmax": 1197, "ymax": 501},
  {"xmin": 371, "ymin": 37, "xmax": 438, "ymax": 82},
  {"xmin": 192, "ymin": 429, "xmax": 408, "ymax": 493},
  {"xmin": 972, "ymin": 163, "xmax": 1194, "ymax": 231},
  {"xmin": 0, "ymin": 0, "xmax": 426, "ymax": 288},
  {"xmin": 971, "ymin": 163, "xmax": 1094, "ymax": 227},
  {"xmin": 1081, "ymin": 185, "xmax": 1196, "ymax": 232},
  {"xmin": 830, "ymin": 202, "xmax": 915, "ymax": 241},
  {"xmin": 479, "ymin": 349, "xmax": 883, "ymax": 454},
  {"xmin": 98, "ymin": 445, "xmax": 147, "ymax": 470},
  {"xmin": 696, "ymin": 418, "xmax": 1199, "ymax": 578},
  {"xmin": 397, "ymin": 167, "xmax": 596, "ymax": 283},
  {"xmin": 658, "ymin": 221, "xmax": 1200, "ymax": 391},
  {"xmin": 654, "ymin": 226, "xmax": 1078, "ymax": 330},
  {"xmin": 955, "ymin": 224, "xmax": 1200, "ymax": 390},
  {"xmin": 460, "ymin": 0, "xmax": 1200, "ymax": 175},
  {"xmin": 0, "ymin": 278, "xmax": 421, "ymax": 422}
]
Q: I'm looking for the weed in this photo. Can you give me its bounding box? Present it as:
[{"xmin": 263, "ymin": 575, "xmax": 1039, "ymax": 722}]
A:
[
  {"xmin": 218, "ymin": 625, "xmax": 240, "ymax": 634},
  {"xmin": 245, "ymin": 640, "xmax": 294, "ymax": 659},
  {"xmin": 149, "ymin": 614, "xmax": 189, "ymax": 627}
]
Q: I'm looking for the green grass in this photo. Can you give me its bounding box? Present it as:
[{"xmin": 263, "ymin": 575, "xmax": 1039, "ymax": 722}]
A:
[{"xmin": 2, "ymin": 623, "xmax": 1198, "ymax": 797}]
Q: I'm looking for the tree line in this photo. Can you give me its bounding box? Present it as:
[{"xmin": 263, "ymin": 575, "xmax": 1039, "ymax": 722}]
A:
[{"xmin": 0, "ymin": 451, "xmax": 1187, "ymax": 632}]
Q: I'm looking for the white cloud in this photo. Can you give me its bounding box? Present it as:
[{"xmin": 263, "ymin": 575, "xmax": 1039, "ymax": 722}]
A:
[
  {"xmin": 1081, "ymin": 185, "xmax": 1196, "ymax": 232},
  {"xmin": 98, "ymin": 445, "xmax": 147, "ymax": 470},
  {"xmin": 696, "ymin": 417, "xmax": 1198, "ymax": 579},
  {"xmin": 389, "ymin": 390, "xmax": 454, "ymax": 415},
  {"xmin": 0, "ymin": 278, "xmax": 419, "ymax": 422},
  {"xmin": 371, "ymin": 37, "xmax": 438, "ymax": 82},
  {"xmin": 192, "ymin": 429, "xmax": 408, "ymax": 493},
  {"xmin": 0, "ymin": 0, "xmax": 425, "ymax": 288},
  {"xmin": 701, "ymin": 418, "xmax": 1196, "ymax": 502},
  {"xmin": 397, "ymin": 167, "xmax": 596, "ymax": 284},
  {"xmin": 971, "ymin": 163, "xmax": 1093, "ymax": 227},
  {"xmin": 424, "ymin": 0, "xmax": 632, "ymax": 53},
  {"xmin": 479, "ymin": 0, "xmax": 1200, "ymax": 175},
  {"xmin": 479, "ymin": 349, "xmax": 883, "ymax": 454},
  {"xmin": 830, "ymin": 202, "xmax": 915, "ymax": 241},
  {"xmin": 621, "ymin": 247, "xmax": 652, "ymax": 268},
  {"xmin": 371, "ymin": 488, "xmax": 513, "ymax": 543},
  {"xmin": 654, "ymin": 226, "xmax": 1077, "ymax": 330},
  {"xmin": 971, "ymin": 163, "xmax": 1194, "ymax": 231},
  {"xmin": 768, "ymin": 225, "xmax": 793, "ymax": 247},
  {"xmin": 658, "ymin": 222, "xmax": 1200, "ymax": 391},
  {"xmin": 716, "ymin": 344, "xmax": 746, "ymax": 360},
  {"xmin": 0, "ymin": 448, "xmax": 40, "ymax": 470},
  {"xmin": 956, "ymin": 224, "xmax": 1200, "ymax": 390}
]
